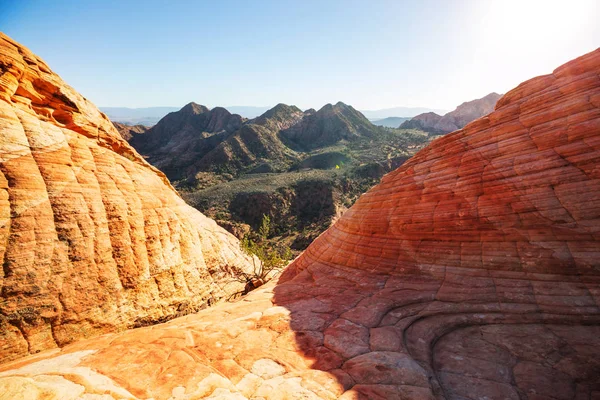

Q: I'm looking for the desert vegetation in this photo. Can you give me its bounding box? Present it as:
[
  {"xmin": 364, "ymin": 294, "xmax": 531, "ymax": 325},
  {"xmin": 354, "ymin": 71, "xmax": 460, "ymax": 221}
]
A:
[{"xmin": 231, "ymin": 215, "xmax": 293, "ymax": 297}]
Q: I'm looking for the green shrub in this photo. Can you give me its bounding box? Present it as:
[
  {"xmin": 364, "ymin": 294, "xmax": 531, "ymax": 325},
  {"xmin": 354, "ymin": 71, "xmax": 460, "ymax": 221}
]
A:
[{"xmin": 235, "ymin": 215, "xmax": 293, "ymax": 295}]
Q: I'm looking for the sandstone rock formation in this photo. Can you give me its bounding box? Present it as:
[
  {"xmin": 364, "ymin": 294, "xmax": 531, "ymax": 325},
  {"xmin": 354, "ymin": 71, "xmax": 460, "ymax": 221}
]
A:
[
  {"xmin": 401, "ymin": 92, "xmax": 502, "ymax": 134},
  {"xmin": 1, "ymin": 40, "xmax": 599, "ymax": 399},
  {"xmin": 0, "ymin": 33, "xmax": 254, "ymax": 363}
]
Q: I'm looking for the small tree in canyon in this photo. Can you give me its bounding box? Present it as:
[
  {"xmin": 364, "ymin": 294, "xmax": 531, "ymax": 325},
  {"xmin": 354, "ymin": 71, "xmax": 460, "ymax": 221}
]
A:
[{"xmin": 237, "ymin": 214, "xmax": 293, "ymax": 294}]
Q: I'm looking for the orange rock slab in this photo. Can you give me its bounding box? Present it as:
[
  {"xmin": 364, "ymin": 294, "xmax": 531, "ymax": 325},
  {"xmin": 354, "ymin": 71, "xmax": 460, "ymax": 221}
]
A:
[
  {"xmin": 0, "ymin": 39, "xmax": 599, "ymax": 399},
  {"xmin": 0, "ymin": 33, "xmax": 253, "ymax": 363}
]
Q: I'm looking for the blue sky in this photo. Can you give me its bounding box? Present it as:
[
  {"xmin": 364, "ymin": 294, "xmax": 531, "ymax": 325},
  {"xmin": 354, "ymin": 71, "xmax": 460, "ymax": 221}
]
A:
[{"xmin": 1, "ymin": 0, "xmax": 599, "ymax": 110}]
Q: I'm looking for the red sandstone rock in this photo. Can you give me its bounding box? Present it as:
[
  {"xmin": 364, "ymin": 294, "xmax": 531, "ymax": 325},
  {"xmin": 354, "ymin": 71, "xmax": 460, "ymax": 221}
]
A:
[
  {"xmin": 0, "ymin": 33, "xmax": 253, "ymax": 363},
  {"xmin": 0, "ymin": 38, "xmax": 599, "ymax": 399}
]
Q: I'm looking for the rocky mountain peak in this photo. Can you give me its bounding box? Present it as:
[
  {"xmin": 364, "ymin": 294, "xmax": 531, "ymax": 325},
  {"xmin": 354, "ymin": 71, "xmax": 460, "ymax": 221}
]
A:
[
  {"xmin": 251, "ymin": 103, "xmax": 304, "ymax": 130},
  {"xmin": 261, "ymin": 103, "xmax": 302, "ymax": 119},
  {"xmin": 180, "ymin": 101, "xmax": 210, "ymax": 115},
  {"xmin": 281, "ymin": 101, "xmax": 381, "ymax": 150}
]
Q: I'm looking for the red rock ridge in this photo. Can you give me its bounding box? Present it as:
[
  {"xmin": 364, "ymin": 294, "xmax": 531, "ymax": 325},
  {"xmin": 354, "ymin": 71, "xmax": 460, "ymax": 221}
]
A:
[{"xmin": 0, "ymin": 33, "xmax": 253, "ymax": 362}]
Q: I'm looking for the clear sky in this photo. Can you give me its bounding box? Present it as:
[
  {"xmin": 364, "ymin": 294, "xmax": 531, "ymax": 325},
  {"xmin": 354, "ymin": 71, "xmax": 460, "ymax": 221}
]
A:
[{"xmin": 1, "ymin": 0, "xmax": 598, "ymax": 111}]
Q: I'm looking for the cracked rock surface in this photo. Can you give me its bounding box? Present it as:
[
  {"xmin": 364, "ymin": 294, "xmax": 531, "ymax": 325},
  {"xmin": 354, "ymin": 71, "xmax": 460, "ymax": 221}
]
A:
[
  {"xmin": 0, "ymin": 33, "xmax": 254, "ymax": 363},
  {"xmin": 0, "ymin": 40, "xmax": 599, "ymax": 399}
]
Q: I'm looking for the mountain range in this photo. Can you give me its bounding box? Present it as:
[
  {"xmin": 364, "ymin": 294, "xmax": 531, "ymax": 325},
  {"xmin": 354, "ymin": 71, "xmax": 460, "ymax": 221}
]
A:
[
  {"xmin": 117, "ymin": 93, "xmax": 500, "ymax": 183},
  {"xmin": 122, "ymin": 101, "xmax": 393, "ymax": 182},
  {"xmin": 102, "ymin": 105, "xmax": 447, "ymax": 126},
  {"xmin": 116, "ymin": 100, "xmax": 431, "ymax": 249},
  {"xmin": 116, "ymin": 92, "xmax": 504, "ymax": 249}
]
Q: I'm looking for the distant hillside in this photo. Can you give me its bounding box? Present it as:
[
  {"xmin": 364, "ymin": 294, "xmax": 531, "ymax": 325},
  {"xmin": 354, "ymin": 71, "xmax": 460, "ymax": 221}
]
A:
[
  {"xmin": 102, "ymin": 105, "xmax": 272, "ymax": 124},
  {"xmin": 126, "ymin": 101, "xmax": 390, "ymax": 180},
  {"xmin": 125, "ymin": 100, "xmax": 433, "ymax": 252},
  {"xmin": 128, "ymin": 102, "xmax": 245, "ymax": 180},
  {"xmin": 281, "ymin": 102, "xmax": 384, "ymax": 150},
  {"xmin": 400, "ymin": 92, "xmax": 501, "ymax": 134},
  {"xmin": 103, "ymin": 105, "xmax": 448, "ymax": 125},
  {"xmin": 360, "ymin": 106, "xmax": 448, "ymax": 119},
  {"xmin": 101, "ymin": 106, "xmax": 179, "ymax": 125},
  {"xmin": 399, "ymin": 112, "xmax": 445, "ymax": 134},
  {"xmin": 370, "ymin": 116, "xmax": 410, "ymax": 128},
  {"xmin": 192, "ymin": 104, "xmax": 305, "ymax": 175},
  {"xmin": 112, "ymin": 121, "xmax": 149, "ymax": 140}
]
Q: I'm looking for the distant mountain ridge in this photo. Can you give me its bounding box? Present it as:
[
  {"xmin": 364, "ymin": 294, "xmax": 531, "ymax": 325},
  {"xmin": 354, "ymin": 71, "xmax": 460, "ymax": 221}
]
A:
[
  {"xmin": 101, "ymin": 106, "xmax": 180, "ymax": 125},
  {"xmin": 127, "ymin": 102, "xmax": 245, "ymax": 180},
  {"xmin": 102, "ymin": 106, "xmax": 269, "ymax": 125},
  {"xmin": 102, "ymin": 105, "xmax": 446, "ymax": 126},
  {"xmin": 360, "ymin": 106, "xmax": 448, "ymax": 120},
  {"xmin": 281, "ymin": 102, "xmax": 382, "ymax": 150},
  {"xmin": 122, "ymin": 100, "xmax": 435, "ymax": 253},
  {"xmin": 125, "ymin": 101, "xmax": 390, "ymax": 181},
  {"xmin": 112, "ymin": 121, "xmax": 149, "ymax": 140},
  {"xmin": 370, "ymin": 116, "xmax": 411, "ymax": 128},
  {"xmin": 400, "ymin": 92, "xmax": 502, "ymax": 134}
]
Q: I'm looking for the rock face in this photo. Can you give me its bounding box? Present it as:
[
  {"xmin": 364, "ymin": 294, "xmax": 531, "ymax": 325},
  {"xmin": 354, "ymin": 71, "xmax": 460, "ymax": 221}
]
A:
[
  {"xmin": 112, "ymin": 121, "xmax": 148, "ymax": 141},
  {"xmin": 0, "ymin": 33, "xmax": 253, "ymax": 363},
  {"xmin": 0, "ymin": 42, "xmax": 599, "ymax": 399},
  {"xmin": 401, "ymin": 92, "xmax": 501, "ymax": 134}
]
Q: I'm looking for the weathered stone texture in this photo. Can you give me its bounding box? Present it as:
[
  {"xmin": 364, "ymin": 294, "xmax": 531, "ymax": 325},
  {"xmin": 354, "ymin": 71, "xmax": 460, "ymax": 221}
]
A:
[
  {"xmin": 0, "ymin": 39, "xmax": 599, "ymax": 399},
  {"xmin": 0, "ymin": 33, "xmax": 252, "ymax": 363}
]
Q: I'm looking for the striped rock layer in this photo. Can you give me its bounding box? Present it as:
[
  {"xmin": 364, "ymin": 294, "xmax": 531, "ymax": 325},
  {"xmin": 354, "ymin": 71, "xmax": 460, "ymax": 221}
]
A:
[
  {"xmin": 0, "ymin": 43, "xmax": 599, "ymax": 399},
  {"xmin": 0, "ymin": 33, "xmax": 253, "ymax": 363}
]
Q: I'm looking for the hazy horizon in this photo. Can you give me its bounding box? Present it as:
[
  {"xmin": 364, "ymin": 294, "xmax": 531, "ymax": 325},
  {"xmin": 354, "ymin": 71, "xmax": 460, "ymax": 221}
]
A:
[
  {"xmin": 2, "ymin": 0, "xmax": 598, "ymax": 110},
  {"xmin": 99, "ymin": 103, "xmax": 450, "ymax": 120}
]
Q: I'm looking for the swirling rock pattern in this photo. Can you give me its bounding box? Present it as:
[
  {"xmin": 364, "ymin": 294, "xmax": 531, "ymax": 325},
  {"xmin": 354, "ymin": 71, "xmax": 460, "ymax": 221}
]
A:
[
  {"xmin": 0, "ymin": 42, "xmax": 599, "ymax": 399},
  {"xmin": 0, "ymin": 33, "xmax": 253, "ymax": 363}
]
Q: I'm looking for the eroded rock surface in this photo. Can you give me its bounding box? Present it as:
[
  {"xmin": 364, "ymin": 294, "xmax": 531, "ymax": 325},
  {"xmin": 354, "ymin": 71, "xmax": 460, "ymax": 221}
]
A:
[
  {"xmin": 0, "ymin": 33, "xmax": 253, "ymax": 363},
  {"xmin": 0, "ymin": 41, "xmax": 599, "ymax": 399}
]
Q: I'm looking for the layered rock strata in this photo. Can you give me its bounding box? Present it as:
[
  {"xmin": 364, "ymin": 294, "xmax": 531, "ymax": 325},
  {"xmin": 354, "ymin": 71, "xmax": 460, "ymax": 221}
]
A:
[
  {"xmin": 0, "ymin": 40, "xmax": 599, "ymax": 399},
  {"xmin": 0, "ymin": 33, "xmax": 253, "ymax": 363}
]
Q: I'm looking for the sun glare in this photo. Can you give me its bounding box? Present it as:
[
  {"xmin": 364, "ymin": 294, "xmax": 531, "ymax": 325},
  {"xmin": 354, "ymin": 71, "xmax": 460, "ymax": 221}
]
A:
[{"xmin": 475, "ymin": 0, "xmax": 597, "ymax": 55}]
